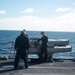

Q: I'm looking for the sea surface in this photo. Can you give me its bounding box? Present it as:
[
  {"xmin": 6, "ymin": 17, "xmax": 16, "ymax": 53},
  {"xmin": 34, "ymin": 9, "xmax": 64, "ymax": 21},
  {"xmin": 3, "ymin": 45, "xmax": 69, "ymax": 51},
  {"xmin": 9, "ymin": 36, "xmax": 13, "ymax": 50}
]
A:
[{"xmin": 0, "ymin": 30, "xmax": 75, "ymax": 59}]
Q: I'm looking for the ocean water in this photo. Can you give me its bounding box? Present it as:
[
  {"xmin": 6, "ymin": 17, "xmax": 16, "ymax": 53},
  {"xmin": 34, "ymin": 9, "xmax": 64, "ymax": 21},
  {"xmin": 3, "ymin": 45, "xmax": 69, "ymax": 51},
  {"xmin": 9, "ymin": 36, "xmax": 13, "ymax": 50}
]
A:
[{"xmin": 0, "ymin": 30, "xmax": 75, "ymax": 59}]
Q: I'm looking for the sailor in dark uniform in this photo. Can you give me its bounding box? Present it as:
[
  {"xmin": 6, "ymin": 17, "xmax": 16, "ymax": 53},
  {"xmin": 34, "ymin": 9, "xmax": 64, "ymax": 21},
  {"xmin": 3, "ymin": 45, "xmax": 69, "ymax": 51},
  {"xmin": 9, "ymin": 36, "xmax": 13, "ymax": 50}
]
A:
[
  {"xmin": 38, "ymin": 31, "xmax": 48, "ymax": 63},
  {"xmin": 14, "ymin": 30, "xmax": 29, "ymax": 69}
]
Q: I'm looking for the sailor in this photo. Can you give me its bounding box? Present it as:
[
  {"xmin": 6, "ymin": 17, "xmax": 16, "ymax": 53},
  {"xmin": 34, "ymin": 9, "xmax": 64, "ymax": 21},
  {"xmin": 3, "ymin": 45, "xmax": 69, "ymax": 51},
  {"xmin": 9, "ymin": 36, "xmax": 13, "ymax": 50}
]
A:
[
  {"xmin": 38, "ymin": 31, "xmax": 48, "ymax": 63},
  {"xmin": 23, "ymin": 29, "xmax": 28, "ymax": 38},
  {"xmin": 14, "ymin": 30, "xmax": 29, "ymax": 69}
]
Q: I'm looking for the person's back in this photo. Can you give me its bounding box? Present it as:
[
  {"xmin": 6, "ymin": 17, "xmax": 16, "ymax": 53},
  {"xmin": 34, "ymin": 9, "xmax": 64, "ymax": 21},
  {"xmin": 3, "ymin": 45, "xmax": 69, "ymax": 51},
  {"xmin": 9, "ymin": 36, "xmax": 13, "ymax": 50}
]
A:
[
  {"xmin": 15, "ymin": 34, "xmax": 29, "ymax": 49},
  {"xmin": 14, "ymin": 31, "xmax": 29, "ymax": 69}
]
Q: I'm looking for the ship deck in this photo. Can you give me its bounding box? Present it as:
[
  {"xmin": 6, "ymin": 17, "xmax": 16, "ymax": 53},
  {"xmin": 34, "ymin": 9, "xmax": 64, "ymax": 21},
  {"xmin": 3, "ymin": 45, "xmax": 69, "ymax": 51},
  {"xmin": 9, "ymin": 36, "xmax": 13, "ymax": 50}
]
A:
[{"xmin": 0, "ymin": 59, "xmax": 75, "ymax": 75}]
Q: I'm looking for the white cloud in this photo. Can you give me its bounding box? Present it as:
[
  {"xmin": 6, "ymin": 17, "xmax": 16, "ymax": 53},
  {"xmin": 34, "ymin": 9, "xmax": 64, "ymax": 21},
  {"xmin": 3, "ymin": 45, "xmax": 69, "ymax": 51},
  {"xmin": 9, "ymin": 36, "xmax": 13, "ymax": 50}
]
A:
[
  {"xmin": 0, "ymin": 10, "xmax": 6, "ymax": 15},
  {"xmin": 21, "ymin": 8, "xmax": 34, "ymax": 13},
  {"xmin": 55, "ymin": 7, "xmax": 71, "ymax": 12},
  {"xmin": 0, "ymin": 12, "xmax": 75, "ymax": 32}
]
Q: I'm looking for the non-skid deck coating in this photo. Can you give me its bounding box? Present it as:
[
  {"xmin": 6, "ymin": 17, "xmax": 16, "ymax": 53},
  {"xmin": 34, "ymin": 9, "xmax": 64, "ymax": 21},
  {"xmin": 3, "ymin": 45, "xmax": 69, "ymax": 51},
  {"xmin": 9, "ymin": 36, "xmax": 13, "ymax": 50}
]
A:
[{"xmin": 0, "ymin": 59, "xmax": 75, "ymax": 75}]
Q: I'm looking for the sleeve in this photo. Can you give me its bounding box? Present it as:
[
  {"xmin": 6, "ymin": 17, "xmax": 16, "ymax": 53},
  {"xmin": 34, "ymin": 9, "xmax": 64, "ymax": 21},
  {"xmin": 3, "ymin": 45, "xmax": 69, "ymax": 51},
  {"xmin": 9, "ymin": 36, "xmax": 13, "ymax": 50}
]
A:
[
  {"xmin": 38, "ymin": 38, "xmax": 42, "ymax": 41},
  {"xmin": 47, "ymin": 37, "xmax": 48, "ymax": 42},
  {"xmin": 26, "ymin": 37, "xmax": 30, "ymax": 50},
  {"xmin": 15, "ymin": 37, "xmax": 18, "ymax": 50}
]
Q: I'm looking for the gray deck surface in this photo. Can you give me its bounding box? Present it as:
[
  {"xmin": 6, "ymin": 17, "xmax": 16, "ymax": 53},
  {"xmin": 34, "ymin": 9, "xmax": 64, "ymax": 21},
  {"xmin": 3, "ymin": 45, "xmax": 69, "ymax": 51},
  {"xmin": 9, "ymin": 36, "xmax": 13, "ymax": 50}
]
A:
[{"xmin": 0, "ymin": 59, "xmax": 75, "ymax": 75}]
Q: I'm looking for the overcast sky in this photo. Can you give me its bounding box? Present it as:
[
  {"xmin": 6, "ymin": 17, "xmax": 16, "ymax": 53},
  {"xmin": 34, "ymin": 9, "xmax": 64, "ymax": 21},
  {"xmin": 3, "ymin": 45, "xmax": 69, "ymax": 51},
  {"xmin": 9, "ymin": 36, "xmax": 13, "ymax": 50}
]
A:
[{"xmin": 0, "ymin": 0, "xmax": 75, "ymax": 32}]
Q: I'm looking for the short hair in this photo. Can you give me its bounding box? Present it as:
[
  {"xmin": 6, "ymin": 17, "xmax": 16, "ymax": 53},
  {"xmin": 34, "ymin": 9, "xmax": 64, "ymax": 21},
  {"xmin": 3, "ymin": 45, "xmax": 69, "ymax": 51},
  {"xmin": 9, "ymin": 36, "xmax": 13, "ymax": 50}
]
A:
[
  {"xmin": 40, "ymin": 31, "xmax": 44, "ymax": 34},
  {"xmin": 23, "ymin": 29, "xmax": 26, "ymax": 31},
  {"xmin": 21, "ymin": 31, "xmax": 24, "ymax": 35}
]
